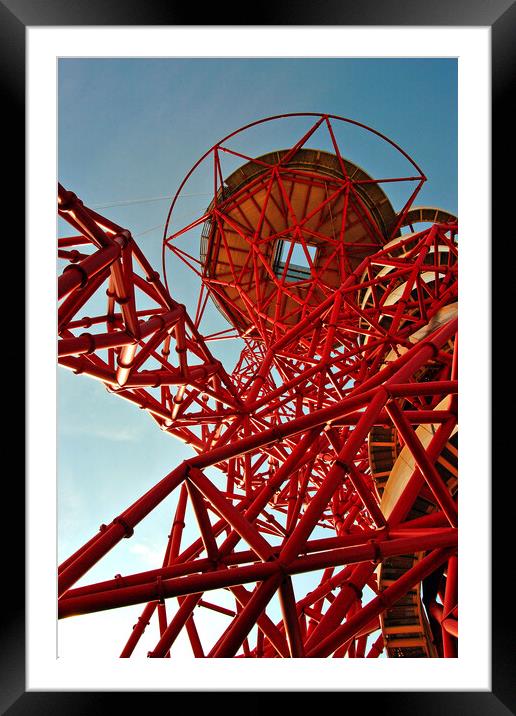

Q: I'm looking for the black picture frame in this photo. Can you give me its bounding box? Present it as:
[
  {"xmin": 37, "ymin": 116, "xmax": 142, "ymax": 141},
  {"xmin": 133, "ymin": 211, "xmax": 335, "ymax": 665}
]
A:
[{"xmin": 6, "ymin": 0, "xmax": 509, "ymax": 711}]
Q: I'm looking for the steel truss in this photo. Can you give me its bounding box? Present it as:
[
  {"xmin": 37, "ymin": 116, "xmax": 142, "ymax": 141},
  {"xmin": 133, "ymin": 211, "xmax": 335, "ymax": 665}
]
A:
[{"xmin": 58, "ymin": 114, "xmax": 458, "ymax": 659}]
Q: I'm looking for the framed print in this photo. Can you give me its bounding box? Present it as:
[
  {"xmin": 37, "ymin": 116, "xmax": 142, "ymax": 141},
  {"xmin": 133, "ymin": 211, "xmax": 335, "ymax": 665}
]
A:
[{"xmin": 6, "ymin": 0, "xmax": 510, "ymax": 711}]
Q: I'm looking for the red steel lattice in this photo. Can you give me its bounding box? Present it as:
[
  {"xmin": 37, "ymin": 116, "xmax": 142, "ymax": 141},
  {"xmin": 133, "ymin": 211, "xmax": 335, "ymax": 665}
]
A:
[{"xmin": 58, "ymin": 114, "xmax": 458, "ymax": 659}]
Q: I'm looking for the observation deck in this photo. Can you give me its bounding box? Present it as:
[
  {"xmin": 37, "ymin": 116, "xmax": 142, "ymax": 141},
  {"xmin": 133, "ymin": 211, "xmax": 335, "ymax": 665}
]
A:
[{"xmin": 200, "ymin": 148, "xmax": 399, "ymax": 336}]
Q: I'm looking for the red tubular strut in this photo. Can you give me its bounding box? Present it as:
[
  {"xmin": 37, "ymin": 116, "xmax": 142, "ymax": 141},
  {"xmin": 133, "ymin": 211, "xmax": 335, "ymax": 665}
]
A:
[{"xmin": 58, "ymin": 113, "xmax": 459, "ymax": 659}]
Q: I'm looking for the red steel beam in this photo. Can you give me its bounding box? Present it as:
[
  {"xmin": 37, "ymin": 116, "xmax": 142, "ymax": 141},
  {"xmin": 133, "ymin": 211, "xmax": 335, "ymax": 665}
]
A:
[
  {"xmin": 59, "ymin": 529, "xmax": 456, "ymax": 618},
  {"xmin": 58, "ymin": 118, "xmax": 459, "ymax": 659},
  {"xmin": 308, "ymin": 548, "xmax": 454, "ymax": 657},
  {"xmin": 386, "ymin": 401, "xmax": 458, "ymax": 527},
  {"xmin": 278, "ymin": 577, "xmax": 305, "ymax": 658}
]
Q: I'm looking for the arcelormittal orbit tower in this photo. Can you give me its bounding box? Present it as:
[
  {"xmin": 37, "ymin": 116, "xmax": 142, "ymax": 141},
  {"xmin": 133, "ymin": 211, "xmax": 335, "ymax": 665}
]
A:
[{"xmin": 58, "ymin": 114, "xmax": 458, "ymax": 659}]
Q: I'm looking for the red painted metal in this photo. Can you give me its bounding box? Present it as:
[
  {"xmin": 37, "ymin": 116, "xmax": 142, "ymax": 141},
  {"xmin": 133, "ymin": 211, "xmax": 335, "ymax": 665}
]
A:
[{"xmin": 58, "ymin": 113, "xmax": 458, "ymax": 658}]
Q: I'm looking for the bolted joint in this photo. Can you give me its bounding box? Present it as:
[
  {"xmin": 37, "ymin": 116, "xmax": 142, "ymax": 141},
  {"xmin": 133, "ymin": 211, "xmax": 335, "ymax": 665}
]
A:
[
  {"xmin": 152, "ymin": 314, "xmax": 167, "ymax": 332},
  {"xmin": 275, "ymin": 559, "xmax": 290, "ymax": 576},
  {"xmin": 368, "ymin": 540, "xmax": 382, "ymax": 564},
  {"xmin": 78, "ymin": 332, "xmax": 96, "ymax": 355},
  {"xmin": 68, "ymin": 249, "xmax": 81, "ymax": 264},
  {"xmin": 383, "ymin": 386, "xmax": 394, "ymax": 400},
  {"xmin": 113, "ymin": 574, "xmax": 125, "ymax": 589},
  {"xmin": 62, "ymin": 263, "xmax": 88, "ymax": 289},
  {"xmin": 334, "ymin": 458, "xmax": 350, "ymax": 473},
  {"xmin": 155, "ymin": 576, "xmax": 165, "ymax": 604},
  {"xmin": 116, "ymin": 350, "xmax": 137, "ymax": 370},
  {"xmin": 113, "ymin": 516, "xmax": 134, "ymax": 538},
  {"xmin": 70, "ymin": 358, "xmax": 85, "ymax": 376},
  {"xmin": 146, "ymin": 270, "xmax": 160, "ymax": 284},
  {"xmin": 375, "ymin": 385, "xmax": 390, "ymax": 403},
  {"xmin": 425, "ymin": 338, "xmax": 443, "ymax": 359},
  {"xmin": 271, "ymin": 426, "xmax": 284, "ymax": 445},
  {"xmin": 58, "ymin": 188, "xmax": 80, "ymax": 212},
  {"xmin": 114, "ymin": 230, "xmax": 132, "ymax": 248},
  {"xmin": 345, "ymin": 579, "xmax": 363, "ymax": 600}
]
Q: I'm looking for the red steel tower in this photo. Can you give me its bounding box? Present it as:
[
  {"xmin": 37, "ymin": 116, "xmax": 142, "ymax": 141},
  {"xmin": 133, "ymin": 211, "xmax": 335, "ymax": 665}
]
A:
[{"xmin": 58, "ymin": 114, "xmax": 458, "ymax": 659}]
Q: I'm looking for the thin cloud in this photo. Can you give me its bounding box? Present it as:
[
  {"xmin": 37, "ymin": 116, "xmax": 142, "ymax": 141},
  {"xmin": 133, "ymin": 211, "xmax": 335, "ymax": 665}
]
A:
[{"xmin": 60, "ymin": 423, "xmax": 142, "ymax": 442}]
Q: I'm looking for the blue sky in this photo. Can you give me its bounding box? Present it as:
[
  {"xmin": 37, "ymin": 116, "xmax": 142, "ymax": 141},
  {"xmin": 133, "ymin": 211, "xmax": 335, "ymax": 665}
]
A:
[{"xmin": 58, "ymin": 57, "xmax": 457, "ymax": 657}]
